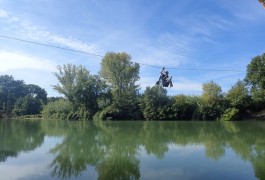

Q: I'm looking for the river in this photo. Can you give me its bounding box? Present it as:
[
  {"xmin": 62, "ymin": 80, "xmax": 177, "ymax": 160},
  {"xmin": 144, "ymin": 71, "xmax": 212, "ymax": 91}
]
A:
[{"xmin": 0, "ymin": 120, "xmax": 264, "ymax": 179}]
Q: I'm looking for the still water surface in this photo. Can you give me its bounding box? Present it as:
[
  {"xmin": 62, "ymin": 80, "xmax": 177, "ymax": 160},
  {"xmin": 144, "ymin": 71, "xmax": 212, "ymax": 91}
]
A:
[{"xmin": 0, "ymin": 120, "xmax": 264, "ymax": 180}]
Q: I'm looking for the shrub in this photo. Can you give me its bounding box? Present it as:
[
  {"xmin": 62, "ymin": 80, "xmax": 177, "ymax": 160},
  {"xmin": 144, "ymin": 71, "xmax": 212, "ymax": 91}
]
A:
[
  {"xmin": 221, "ymin": 108, "xmax": 239, "ymax": 121},
  {"xmin": 42, "ymin": 99, "xmax": 72, "ymax": 120}
]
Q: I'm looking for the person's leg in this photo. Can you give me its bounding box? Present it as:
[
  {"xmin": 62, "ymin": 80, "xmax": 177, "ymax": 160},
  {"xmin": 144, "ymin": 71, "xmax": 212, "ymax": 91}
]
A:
[
  {"xmin": 156, "ymin": 75, "xmax": 163, "ymax": 85},
  {"xmin": 169, "ymin": 76, "xmax": 173, "ymax": 87}
]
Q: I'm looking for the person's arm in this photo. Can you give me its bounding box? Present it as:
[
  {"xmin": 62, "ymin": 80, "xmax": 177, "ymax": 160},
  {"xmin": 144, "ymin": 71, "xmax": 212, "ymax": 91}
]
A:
[{"xmin": 160, "ymin": 67, "xmax": 165, "ymax": 76}]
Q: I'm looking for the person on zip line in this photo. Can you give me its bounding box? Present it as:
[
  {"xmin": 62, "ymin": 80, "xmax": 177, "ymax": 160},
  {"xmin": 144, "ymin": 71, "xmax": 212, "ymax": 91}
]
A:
[{"xmin": 156, "ymin": 67, "xmax": 173, "ymax": 88}]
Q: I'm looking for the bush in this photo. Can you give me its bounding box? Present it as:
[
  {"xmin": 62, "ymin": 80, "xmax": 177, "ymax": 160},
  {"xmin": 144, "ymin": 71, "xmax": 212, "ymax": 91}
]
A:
[
  {"xmin": 42, "ymin": 99, "xmax": 72, "ymax": 120},
  {"xmin": 221, "ymin": 108, "xmax": 239, "ymax": 121}
]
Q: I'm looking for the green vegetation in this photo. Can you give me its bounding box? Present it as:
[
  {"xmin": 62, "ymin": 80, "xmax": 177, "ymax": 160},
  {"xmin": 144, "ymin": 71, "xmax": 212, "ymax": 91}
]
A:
[
  {"xmin": 1, "ymin": 52, "xmax": 265, "ymax": 120},
  {"xmin": 0, "ymin": 75, "xmax": 47, "ymax": 118}
]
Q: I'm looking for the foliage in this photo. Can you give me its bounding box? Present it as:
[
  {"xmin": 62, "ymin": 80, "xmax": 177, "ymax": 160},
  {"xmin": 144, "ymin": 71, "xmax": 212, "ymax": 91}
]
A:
[
  {"xmin": 42, "ymin": 99, "xmax": 72, "ymax": 120},
  {"xmin": 13, "ymin": 84, "xmax": 47, "ymax": 116},
  {"xmin": 52, "ymin": 64, "xmax": 108, "ymax": 119},
  {"xmin": 99, "ymin": 52, "xmax": 140, "ymax": 100},
  {"xmin": 98, "ymin": 52, "xmax": 141, "ymax": 120},
  {"xmin": 27, "ymin": 84, "xmax": 47, "ymax": 104},
  {"xmin": 0, "ymin": 75, "xmax": 47, "ymax": 117},
  {"xmin": 172, "ymin": 95, "xmax": 199, "ymax": 120},
  {"xmin": 199, "ymin": 81, "xmax": 225, "ymax": 120},
  {"xmin": 245, "ymin": 53, "xmax": 265, "ymax": 89},
  {"xmin": 13, "ymin": 95, "xmax": 41, "ymax": 116},
  {"xmin": 53, "ymin": 64, "xmax": 89, "ymax": 103},
  {"xmin": 47, "ymin": 96, "xmax": 65, "ymax": 103},
  {"xmin": 226, "ymin": 80, "xmax": 251, "ymax": 109},
  {"xmin": 94, "ymin": 96, "xmax": 142, "ymax": 120},
  {"xmin": 0, "ymin": 75, "xmax": 26, "ymax": 115},
  {"xmin": 140, "ymin": 86, "xmax": 172, "ymax": 120},
  {"xmin": 245, "ymin": 53, "xmax": 265, "ymax": 110},
  {"xmin": 220, "ymin": 107, "xmax": 239, "ymax": 121},
  {"xmin": 3, "ymin": 52, "xmax": 265, "ymax": 121}
]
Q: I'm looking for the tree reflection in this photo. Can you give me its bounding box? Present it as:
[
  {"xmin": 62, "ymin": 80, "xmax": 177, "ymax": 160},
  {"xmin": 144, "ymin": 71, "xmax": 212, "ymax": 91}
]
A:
[
  {"xmin": 46, "ymin": 120, "xmax": 265, "ymax": 180},
  {"xmin": 96, "ymin": 149, "xmax": 140, "ymax": 180},
  {"xmin": 7, "ymin": 121, "xmax": 260, "ymax": 179},
  {"xmin": 0, "ymin": 120, "xmax": 44, "ymax": 162},
  {"xmin": 48, "ymin": 121, "xmax": 141, "ymax": 179},
  {"xmin": 2, "ymin": 120, "xmax": 264, "ymax": 179}
]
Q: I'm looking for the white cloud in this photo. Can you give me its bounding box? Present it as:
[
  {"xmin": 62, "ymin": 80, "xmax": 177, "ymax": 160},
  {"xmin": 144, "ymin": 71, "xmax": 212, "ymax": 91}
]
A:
[
  {"xmin": 136, "ymin": 33, "xmax": 193, "ymax": 68},
  {"xmin": 0, "ymin": 50, "xmax": 57, "ymax": 73},
  {"xmin": 0, "ymin": 9, "xmax": 8, "ymax": 18},
  {"xmin": 21, "ymin": 26, "xmax": 100, "ymax": 55},
  {"xmin": 0, "ymin": 9, "xmax": 102, "ymax": 56}
]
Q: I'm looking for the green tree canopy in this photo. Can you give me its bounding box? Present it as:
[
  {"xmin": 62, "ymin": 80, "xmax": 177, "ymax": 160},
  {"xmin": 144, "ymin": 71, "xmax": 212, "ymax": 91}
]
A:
[
  {"xmin": 225, "ymin": 80, "xmax": 251, "ymax": 110},
  {"xmin": 96, "ymin": 52, "xmax": 141, "ymax": 120},
  {"xmin": 200, "ymin": 81, "xmax": 225, "ymax": 120},
  {"xmin": 245, "ymin": 53, "xmax": 265, "ymax": 108},
  {"xmin": 0, "ymin": 75, "xmax": 25, "ymax": 114},
  {"xmin": 52, "ymin": 64, "xmax": 108, "ymax": 119},
  {"xmin": 140, "ymin": 86, "xmax": 171, "ymax": 120},
  {"xmin": 53, "ymin": 64, "xmax": 87, "ymax": 102},
  {"xmin": 99, "ymin": 52, "xmax": 140, "ymax": 100},
  {"xmin": 245, "ymin": 53, "xmax": 265, "ymax": 89},
  {"xmin": 0, "ymin": 75, "xmax": 47, "ymax": 116}
]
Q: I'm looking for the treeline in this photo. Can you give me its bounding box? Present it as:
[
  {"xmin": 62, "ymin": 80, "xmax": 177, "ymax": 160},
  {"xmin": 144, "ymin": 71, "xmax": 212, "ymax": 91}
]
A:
[
  {"xmin": 1, "ymin": 52, "xmax": 265, "ymax": 121},
  {"xmin": 0, "ymin": 75, "xmax": 47, "ymax": 118},
  {"xmin": 42, "ymin": 52, "xmax": 265, "ymax": 121}
]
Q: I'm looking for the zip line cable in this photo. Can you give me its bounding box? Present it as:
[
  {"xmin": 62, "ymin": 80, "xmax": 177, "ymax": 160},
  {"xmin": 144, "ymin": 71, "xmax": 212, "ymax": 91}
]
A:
[
  {"xmin": 139, "ymin": 62, "xmax": 245, "ymax": 72},
  {"xmin": 0, "ymin": 35, "xmax": 247, "ymax": 73},
  {"xmin": 0, "ymin": 35, "xmax": 104, "ymax": 58}
]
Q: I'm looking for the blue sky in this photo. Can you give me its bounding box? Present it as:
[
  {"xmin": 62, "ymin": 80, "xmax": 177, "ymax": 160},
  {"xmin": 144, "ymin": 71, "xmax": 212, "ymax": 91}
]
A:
[{"xmin": 0, "ymin": 0, "xmax": 265, "ymax": 97}]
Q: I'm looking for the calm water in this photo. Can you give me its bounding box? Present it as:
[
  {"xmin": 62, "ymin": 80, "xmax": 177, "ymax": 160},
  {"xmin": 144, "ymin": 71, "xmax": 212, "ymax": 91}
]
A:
[{"xmin": 0, "ymin": 120, "xmax": 265, "ymax": 180}]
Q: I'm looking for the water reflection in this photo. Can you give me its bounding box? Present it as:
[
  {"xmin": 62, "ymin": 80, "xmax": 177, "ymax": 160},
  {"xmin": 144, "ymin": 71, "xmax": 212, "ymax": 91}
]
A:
[
  {"xmin": 1, "ymin": 120, "xmax": 265, "ymax": 179},
  {"xmin": 0, "ymin": 120, "xmax": 44, "ymax": 162}
]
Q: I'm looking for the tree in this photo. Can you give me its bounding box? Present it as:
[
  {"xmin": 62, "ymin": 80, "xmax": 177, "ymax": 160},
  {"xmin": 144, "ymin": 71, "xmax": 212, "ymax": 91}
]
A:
[
  {"xmin": 245, "ymin": 53, "xmax": 265, "ymax": 109},
  {"xmin": 245, "ymin": 53, "xmax": 265, "ymax": 89},
  {"xmin": 199, "ymin": 81, "xmax": 225, "ymax": 120},
  {"xmin": 53, "ymin": 64, "xmax": 86, "ymax": 103},
  {"xmin": 11, "ymin": 84, "xmax": 47, "ymax": 116},
  {"xmin": 42, "ymin": 99, "xmax": 72, "ymax": 120},
  {"xmin": 13, "ymin": 96, "xmax": 40, "ymax": 115},
  {"xmin": 98, "ymin": 52, "xmax": 141, "ymax": 120},
  {"xmin": 99, "ymin": 52, "xmax": 140, "ymax": 100},
  {"xmin": 73, "ymin": 75, "xmax": 109, "ymax": 118},
  {"xmin": 225, "ymin": 80, "xmax": 251, "ymax": 110},
  {"xmin": 26, "ymin": 84, "xmax": 47, "ymax": 104},
  {"xmin": 140, "ymin": 86, "xmax": 172, "ymax": 120},
  {"xmin": 0, "ymin": 75, "xmax": 48, "ymax": 117},
  {"xmin": 0, "ymin": 75, "xmax": 26, "ymax": 115},
  {"xmin": 52, "ymin": 64, "xmax": 107, "ymax": 120},
  {"xmin": 172, "ymin": 95, "xmax": 199, "ymax": 120}
]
